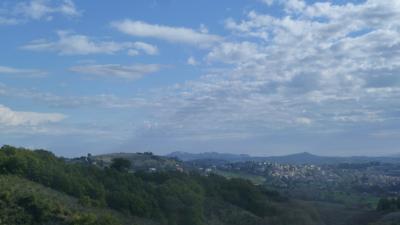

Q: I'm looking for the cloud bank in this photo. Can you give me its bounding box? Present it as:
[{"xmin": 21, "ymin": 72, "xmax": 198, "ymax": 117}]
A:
[
  {"xmin": 0, "ymin": 104, "xmax": 66, "ymax": 127},
  {"xmin": 125, "ymin": 0, "xmax": 400, "ymax": 152}
]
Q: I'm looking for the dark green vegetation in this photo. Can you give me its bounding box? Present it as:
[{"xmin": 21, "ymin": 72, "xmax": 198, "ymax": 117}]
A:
[
  {"xmin": 0, "ymin": 145, "xmax": 328, "ymax": 225},
  {"xmin": 110, "ymin": 158, "xmax": 132, "ymax": 172},
  {"xmin": 367, "ymin": 197, "xmax": 400, "ymax": 225},
  {"xmin": 0, "ymin": 175, "xmax": 123, "ymax": 225},
  {"xmin": 377, "ymin": 197, "xmax": 400, "ymax": 212}
]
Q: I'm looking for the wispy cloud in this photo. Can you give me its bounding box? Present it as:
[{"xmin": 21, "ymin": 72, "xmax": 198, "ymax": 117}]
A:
[
  {"xmin": 15, "ymin": 0, "xmax": 81, "ymax": 20},
  {"xmin": 111, "ymin": 20, "xmax": 222, "ymax": 47},
  {"xmin": 0, "ymin": 83, "xmax": 155, "ymax": 109},
  {"xmin": 21, "ymin": 31, "xmax": 158, "ymax": 56},
  {"xmin": 69, "ymin": 64, "xmax": 163, "ymax": 80},
  {"xmin": 0, "ymin": 0, "xmax": 81, "ymax": 25},
  {"xmin": 0, "ymin": 17, "xmax": 19, "ymax": 25},
  {"xmin": 0, "ymin": 65, "xmax": 47, "ymax": 77}
]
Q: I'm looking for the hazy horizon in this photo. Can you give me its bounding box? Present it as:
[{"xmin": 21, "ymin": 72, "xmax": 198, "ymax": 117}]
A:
[{"xmin": 1, "ymin": 0, "xmax": 400, "ymax": 157}]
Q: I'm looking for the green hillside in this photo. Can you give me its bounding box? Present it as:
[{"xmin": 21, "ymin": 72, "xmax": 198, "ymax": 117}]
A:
[
  {"xmin": 0, "ymin": 175, "xmax": 138, "ymax": 225},
  {"xmin": 0, "ymin": 145, "xmax": 387, "ymax": 225}
]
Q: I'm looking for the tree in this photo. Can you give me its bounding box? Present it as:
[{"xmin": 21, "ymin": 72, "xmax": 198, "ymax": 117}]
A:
[{"xmin": 110, "ymin": 158, "xmax": 131, "ymax": 172}]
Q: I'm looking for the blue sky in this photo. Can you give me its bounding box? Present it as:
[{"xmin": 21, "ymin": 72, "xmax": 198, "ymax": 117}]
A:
[{"xmin": 1, "ymin": 0, "xmax": 399, "ymax": 157}]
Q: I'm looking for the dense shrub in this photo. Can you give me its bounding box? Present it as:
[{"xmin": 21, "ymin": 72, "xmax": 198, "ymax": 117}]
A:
[{"xmin": 0, "ymin": 145, "xmax": 287, "ymax": 225}]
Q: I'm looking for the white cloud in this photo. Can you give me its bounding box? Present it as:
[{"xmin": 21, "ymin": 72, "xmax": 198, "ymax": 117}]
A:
[
  {"xmin": 295, "ymin": 117, "xmax": 312, "ymax": 125},
  {"xmin": 111, "ymin": 19, "xmax": 222, "ymax": 47},
  {"xmin": 69, "ymin": 64, "xmax": 162, "ymax": 80},
  {"xmin": 260, "ymin": 0, "xmax": 275, "ymax": 6},
  {"xmin": 21, "ymin": 31, "xmax": 158, "ymax": 56},
  {"xmin": 0, "ymin": 104, "xmax": 66, "ymax": 127},
  {"xmin": 15, "ymin": 0, "xmax": 81, "ymax": 20},
  {"xmin": 127, "ymin": 49, "xmax": 140, "ymax": 56},
  {"xmin": 0, "ymin": 65, "xmax": 47, "ymax": 77},
  {"xmin": 187, "ymin": 56, "xmax": 198, "ymax": 66},
  {"xmin": 207, "ymin": 41, "xmax": 265, "ymax": 64},
  {"xmin": 284, "ymin": 0, "xmax": 306, "ymax": 13},
  {"xmin": 0, "ymin": 17, "xmax": 19, "ymax": 25},
  {"xmin": 199, "ymin": 24, "xmax": 209, "ymax": 34},
  {"xmin": 0, "ymin": 0, "xmax": 80, "ymax": 25},
  {"xmin": 132, "ymin": 42, "xmax": 159, "ymax": 55}
]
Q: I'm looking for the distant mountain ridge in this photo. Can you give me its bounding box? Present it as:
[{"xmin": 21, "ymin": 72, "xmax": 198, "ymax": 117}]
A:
[
  {"xmin": 167, "ymin": 151, "xmax": 251, "ymax": 162},
  {"xmin": 167, "ymin": 151, "xmax": 400, "ymax": 165}
]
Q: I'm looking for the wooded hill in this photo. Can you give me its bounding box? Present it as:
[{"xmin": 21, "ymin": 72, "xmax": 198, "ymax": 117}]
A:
[{"xmin": 0, "ymin": 145, "xmax": 395, "ymax": 225}]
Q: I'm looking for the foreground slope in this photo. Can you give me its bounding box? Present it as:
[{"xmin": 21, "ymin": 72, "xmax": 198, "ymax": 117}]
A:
[{"xmin": 0, "ymin": 145, "xmax": 381, "ymax": 225}]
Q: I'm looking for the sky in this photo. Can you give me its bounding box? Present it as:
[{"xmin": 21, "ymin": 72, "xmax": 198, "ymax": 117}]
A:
[{"xmin": 0, "ymin": 0, "xmax": 399, "ymax": 157}]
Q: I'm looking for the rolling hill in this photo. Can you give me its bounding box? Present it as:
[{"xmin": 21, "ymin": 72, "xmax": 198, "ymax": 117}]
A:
[{"xmin": 91, "ymin": 152, "xmax": 182, "ymax": 172}]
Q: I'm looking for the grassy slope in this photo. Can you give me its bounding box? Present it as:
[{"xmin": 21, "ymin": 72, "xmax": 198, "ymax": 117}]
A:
[
  {"xmin": 0, "ymin": 175, "xmax": 159, "ymax": 225},
  {"xmin": 214, "ymin": 170, "xmax": 266, "ymax": 185}
]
